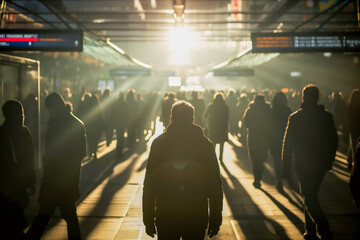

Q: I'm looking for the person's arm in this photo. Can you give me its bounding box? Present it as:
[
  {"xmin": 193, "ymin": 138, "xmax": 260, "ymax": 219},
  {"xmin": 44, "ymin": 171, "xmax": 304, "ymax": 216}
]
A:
[
  {"xmin": 282, "ymin": 115, "xmax": 295, "ymax": 168},
  {"xmin": 207, "ymin": 142, "xmax": 223, "ymax": 237},
  {"xmin": 326, "ymin": 113, "xmax": 338, "ymax": 169},
  {"xmin": 142, "ymin": 139, "xmax": 159, "ymax": 237}
]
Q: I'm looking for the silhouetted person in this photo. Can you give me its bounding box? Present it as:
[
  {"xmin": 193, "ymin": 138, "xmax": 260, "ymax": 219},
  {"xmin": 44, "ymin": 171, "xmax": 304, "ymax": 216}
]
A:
[
  {"xmin": 87, "ymin": 94, "xmax": 105, "ymax": 160},
  {"xmin": 101, "ymin": 88, "xmax": 115, "ymax": 146},
  {"xmin": 329, "ymin": 91, "xmax": 345, "ymax": 132},
  {"xmin": 143, "ymin": 101, "xmax": 223, "ymax": 239},
  {"xmin": 282, "ymin": 84, "xmax": 338, "ymax": 240},
  {"xmin": 236, "ymin": 93, "xmax": 248, "ymax": 142},
  {"xmin": 114, "ymin": 92, "xmax": 129, "ymax": 156},
  {"xmin": 27, "ymin": 92, "xmax": 86, "ymax": 240},
  {"xmin": 226, "ymin": 90, "xmax": 239, "ymax": 135},
  {"xmin": 0, "ymin": 100, "xmax": 36, "ymax": 238},
  {"xmin": 126, "ymin": 89, "xmax": 138, "ymax": 147},
  {"xmin": 349, "ymin": 137, "xmax": 360, "ymax": 210},
  {"xmin": 243, "ymin": 94, "xmax": 272, "ymax": 189},
  {"xmin": 346, "ymin": 89, "xmax": 360, "ymax": 171},
  {"xmin": 136, "ymin": 93, "xmax": 146, "ymax": 141},
  {"xmin": 189, "ymin": 91, "xmax": 205, "ymax": 127},
  {"xmin": 270, "ymin": 92, "xmax": 292, "ymax": 191},
  {"xmin": 161, "ymin": 92, "xmax": 177, "ymax": 130},
  {"xmin": 204, "ymin": 92, "xmax": 229, "ymax": 162}
]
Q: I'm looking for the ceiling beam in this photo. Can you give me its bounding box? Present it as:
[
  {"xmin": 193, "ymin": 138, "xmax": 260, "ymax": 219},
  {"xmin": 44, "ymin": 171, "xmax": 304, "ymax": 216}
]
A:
[{"xmin": 6, "ymin": 20, "xmax": 357, "ymax": 24}]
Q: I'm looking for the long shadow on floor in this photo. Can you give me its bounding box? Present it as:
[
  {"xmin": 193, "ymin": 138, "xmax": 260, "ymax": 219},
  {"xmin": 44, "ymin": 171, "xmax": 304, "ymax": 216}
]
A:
[
  {"xmin": 260, "ymin": 188, "xmax": 304, "ymax": 234},
  {"xmin": 40, "ymin": 142, "xmax": 147, "ymax": 238},
  {"xmin": 220, "ymin": 161, "xmax": 292, "ymax": 240},
  {"xmin": 78, "ymin": 142, "xmax": 147, "ymax": 239},
  {"xmin": 227, "ymin": 137, "xmax": 278, "ymax": 188}
]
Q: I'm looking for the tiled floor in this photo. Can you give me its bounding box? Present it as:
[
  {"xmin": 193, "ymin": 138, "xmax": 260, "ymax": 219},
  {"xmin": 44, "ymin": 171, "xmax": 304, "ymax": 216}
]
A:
[{"xmin": 26, "ymin": 128, "xmax": 360, "ymax": 240}]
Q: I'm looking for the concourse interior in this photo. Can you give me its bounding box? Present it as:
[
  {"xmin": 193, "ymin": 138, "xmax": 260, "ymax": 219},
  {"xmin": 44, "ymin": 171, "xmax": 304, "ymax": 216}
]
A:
[{"xmin": 1, "ymin": 0, "xmax": 360, "ymax": 240}]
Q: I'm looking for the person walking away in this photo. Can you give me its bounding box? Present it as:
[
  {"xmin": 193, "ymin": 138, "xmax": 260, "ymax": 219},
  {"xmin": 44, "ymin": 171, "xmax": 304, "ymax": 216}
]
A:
[
  {"xmin": 27, "ymin": 92, "xmax": 86, "ymax": 240},
  {"xmin": 270, "ymin": 92, "xmax": 292, "ymax": 191},
  {"xmin": 282, "ymin": 84, "xmax": 338, "ymax": 240},
  {"xmin": 243, "ymin": 94, "xmax": 272, "ymax": 189},
  {"xmin": 0, "ymin": 100, "xmax": 36, "ymax": 238},
  {"xmin": 143, "ymin": 101, "xmax": 223, "ymax": 239},
  {"xmin": 126, "ymin": 89, "xmax": 138, "ymax": 147},
  {"xmin": 189, "ymin": 91, "xmax": 206, "ymax": 127},
  {"xmin": 114, "ymin": 92, "xmax": 129, "ymax": 156},
  {"xmin": 204, "ymin": 92, "xmax": 229, "ymax": 162},
  {"xmin": 226, "ymin": 90, "xmax": 239, "ymax": 136},
  {"xmin": 161, "ymin": 92, "xmax": 177, "ymax": 130},
  {"xmin": 236, "ymin": 93, "xmax": 249, "ymax": 143}
]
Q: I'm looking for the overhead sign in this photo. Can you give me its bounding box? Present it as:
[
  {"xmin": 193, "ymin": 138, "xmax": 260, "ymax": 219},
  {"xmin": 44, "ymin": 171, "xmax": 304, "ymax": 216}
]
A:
[
  {"xmin": 214, "ymin": 69, "xmax": 255, "ymax": 76},
  {"xmin": 0, "ymin": 29, "xmax": 83, "ymax": 51},
  {"xmin": 251, "ymin": 32, "xmax": 360, "ymax": 53},
  {"xmin": 109, "ymin": 69, "xmax": 151, "ymax": 76}
]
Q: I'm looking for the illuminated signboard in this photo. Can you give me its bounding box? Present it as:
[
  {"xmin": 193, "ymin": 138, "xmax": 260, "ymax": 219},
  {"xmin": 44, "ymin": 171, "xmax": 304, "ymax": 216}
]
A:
[
  {"xmin": 109, "ymin": 69, "xmax": 151, "ymax": 76},
  {"xmin": 0, "ymin": 29, "xmax": 83, "ymax": 51},
  {"xmin": 251, "ymin": 32, "xmax": 360, "ymax": 53}
]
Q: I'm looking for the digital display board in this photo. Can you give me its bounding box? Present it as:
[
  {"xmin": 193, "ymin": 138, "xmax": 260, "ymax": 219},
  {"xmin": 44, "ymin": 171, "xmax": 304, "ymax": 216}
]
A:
[
  {"xmin": 251, "ymin": 32, "xmax": 360, "ymax": 53},
  {"xmin": 0, "ymin": 29, "xmax": 83, "ymax": 51}
]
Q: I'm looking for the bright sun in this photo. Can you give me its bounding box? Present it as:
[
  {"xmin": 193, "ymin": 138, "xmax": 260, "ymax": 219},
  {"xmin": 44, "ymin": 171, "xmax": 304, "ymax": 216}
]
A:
[{"xmin": 167, "ymin": 27, "xmax": 198, "ymax": 65}]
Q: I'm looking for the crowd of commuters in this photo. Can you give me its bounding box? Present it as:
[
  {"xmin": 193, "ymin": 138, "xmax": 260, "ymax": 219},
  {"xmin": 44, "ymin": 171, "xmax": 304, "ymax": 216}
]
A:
[{"xmin": 0, "ymin": 84, "xmax": 359, "ymax": 239}]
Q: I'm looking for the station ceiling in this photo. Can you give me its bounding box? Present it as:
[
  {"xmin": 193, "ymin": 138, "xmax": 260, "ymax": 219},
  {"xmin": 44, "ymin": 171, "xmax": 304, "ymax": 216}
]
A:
[{"xmin": 2, "ymin": 0, "xmax": 359, "ymax": 70}]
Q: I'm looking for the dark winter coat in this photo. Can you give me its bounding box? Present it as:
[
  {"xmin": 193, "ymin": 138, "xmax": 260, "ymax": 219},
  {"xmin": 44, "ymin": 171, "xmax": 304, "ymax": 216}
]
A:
[
  {"xmin": 349, "ymin": 138, "xmax": 360, "ymax": 210},
  {"xmin": 270, "ymin": 105, "xmax": 292, "ymax": 155},
  {"xmin": 0, "ymin": 123, "xmax": 35, "ymax": 208},
  {"xmin": 243, "ymin": 101, "xmax": 272, "ymax": 154},
  {"xmin": 143, "ymin": 122, "xmax": 223, "ymax": 230},
  {"xmin": 39, "ymin": 110, "xmax": 86, "ymax": 204},
  {"xmin": 282, "ymin": 103, "xmax": 338, "ymax": 174},
  {"xmin": 205, "ymin": 102, "xmax": 229, "ymax": 143}
]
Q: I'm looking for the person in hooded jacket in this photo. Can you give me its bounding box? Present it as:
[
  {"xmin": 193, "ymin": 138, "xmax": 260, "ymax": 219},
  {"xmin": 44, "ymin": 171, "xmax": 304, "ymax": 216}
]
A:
[
  {"xmin": 282, "ymin": 84, "xmax": 338, "ymax": 240},
  {"xmin": 243, "ymin": 94, "xmax": 272, "ymax": 189},
  {"xmin": 0, "ymin": 100, "xmax": 36, "ymax": 238},
  {"xmin": 27, "ymin": 92, "xmax": 86, "ymax": 240},
  {"xmin": 143, "ymin": 101, "xmax": 223, "ymax": 240},
  {"xmin": 270, "ymin": 92, "xmax": 292, "ymax": 191}
]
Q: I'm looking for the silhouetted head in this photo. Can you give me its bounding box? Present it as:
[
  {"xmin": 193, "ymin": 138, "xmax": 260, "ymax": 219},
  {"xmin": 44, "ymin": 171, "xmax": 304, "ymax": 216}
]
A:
[
  {"xmin": 170, "ymin": 101, "xmax": 194, "ymax": 124},
  {"xmin": 254, "ymin": 94, "xmax": 266, "ymax": 104},
  {"xmin": 272, "ymin": 92, "xmax": 288, "ymax": 108},
  {"xmin": 83, "ymin": 93, "xmax": 91, "ymax": 102},
  {"xmin": 2, "ymin": 100, "xmax": 24, "ymax": 126},
  {"xmin": 45, "ymin": 92, "xmax": 66, "ymax": 115},
  {"xmin": 332, "ymin": 91, "xmax": 341, "ymax": 101},
  {"xmin": 126, "ymin": 89, "xmax": 136, "ymax": 102},
  {"xmin": 63, "ymin": 87, "xmax": 72, "ymax": 99},
  {"xmin": 191, "ymin": 91, "xmax": 198, "ymax": 99},
  {"xmin": 168, "ymin": 92, "xmax": 175, "ymax": 100},
  {"xmin": 213, "ymin": 92, "xmax": 225, "ymax": 104},
  {"xmin": 103, "ymin": 88, "xmax": 111, "ymax": 97},
  {"xmin": 302, "ymin": 84, "xmax": 319, "ymax": 104}
]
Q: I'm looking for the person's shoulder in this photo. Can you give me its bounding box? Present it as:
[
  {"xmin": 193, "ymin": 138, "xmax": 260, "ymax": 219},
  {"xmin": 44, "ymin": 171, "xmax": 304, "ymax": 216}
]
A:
[
  {"xmin": 69, "ymin": 112, "xmax": 85, "ymax": 128},
  {"xmin": 289, "ymin": 109, "xmax": 301, "ymax": 119},
  {"xmin": 22, "ymin": 125, "xmax": 32, "ymax": 136}
]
